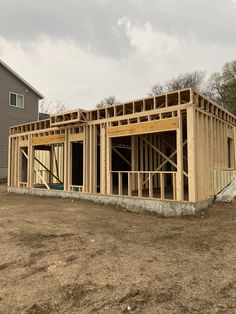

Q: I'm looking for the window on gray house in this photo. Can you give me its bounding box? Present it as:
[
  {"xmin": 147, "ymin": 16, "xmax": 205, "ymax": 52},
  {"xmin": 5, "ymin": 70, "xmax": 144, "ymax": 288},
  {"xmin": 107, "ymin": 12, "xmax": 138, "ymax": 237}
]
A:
[{"xmin": 9, "ymin": 92, "xmax": 24, "ymax": 108}]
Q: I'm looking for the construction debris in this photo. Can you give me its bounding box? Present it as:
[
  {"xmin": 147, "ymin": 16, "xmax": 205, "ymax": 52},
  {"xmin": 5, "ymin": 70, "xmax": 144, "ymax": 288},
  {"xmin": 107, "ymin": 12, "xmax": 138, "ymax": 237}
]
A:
[{"xmin": 215, "ymin": 177, "xmax": 236, "ymax": 203}]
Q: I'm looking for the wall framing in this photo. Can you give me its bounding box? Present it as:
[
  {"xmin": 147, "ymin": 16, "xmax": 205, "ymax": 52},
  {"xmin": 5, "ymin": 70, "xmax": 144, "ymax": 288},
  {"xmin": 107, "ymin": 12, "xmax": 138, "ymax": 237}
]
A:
[{"xmin": 8, "ymin": 88, "xmax": 236, "ymax": 205}]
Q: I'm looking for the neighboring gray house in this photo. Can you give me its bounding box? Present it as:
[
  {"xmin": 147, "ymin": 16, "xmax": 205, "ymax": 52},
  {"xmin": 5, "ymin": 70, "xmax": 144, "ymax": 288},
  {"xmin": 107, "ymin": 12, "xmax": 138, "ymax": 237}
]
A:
[{"xmin": 0, "ymin": 59, "xmax": 43, "ymax": 179}]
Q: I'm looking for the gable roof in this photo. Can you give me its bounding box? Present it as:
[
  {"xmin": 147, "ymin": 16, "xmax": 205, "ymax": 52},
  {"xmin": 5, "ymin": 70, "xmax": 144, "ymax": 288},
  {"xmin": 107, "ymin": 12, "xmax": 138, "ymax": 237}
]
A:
[{"xmin": 0, "ymin": 59, "xmax": 44, "ymax": 99}]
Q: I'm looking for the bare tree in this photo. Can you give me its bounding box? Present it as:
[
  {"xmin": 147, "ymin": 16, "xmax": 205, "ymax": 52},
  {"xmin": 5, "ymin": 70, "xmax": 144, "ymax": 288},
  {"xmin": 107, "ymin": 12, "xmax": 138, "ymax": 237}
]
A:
[
  {"xmin": 150, "ymin": 71, "xmax": 207, "ymax": 95},
  {"xmin": 96, "ymin": 95, "xmax": 119, "ymax": 108},
  {"xmin": 150, "ymin": 84, "xmax": 165, "ymax": 96},
  {"xmin": 39, "ymin": 99, "xmax": 67, "ymax": 114},
  {"xmin": 208, "ymin": 59, "xmax": 236, "ymax": 114}
]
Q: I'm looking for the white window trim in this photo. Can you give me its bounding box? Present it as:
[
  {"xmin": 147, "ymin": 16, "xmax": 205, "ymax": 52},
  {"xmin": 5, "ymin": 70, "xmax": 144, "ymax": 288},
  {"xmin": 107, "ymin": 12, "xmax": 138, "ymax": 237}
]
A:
[{"xmin": 9, "ymin": 92, "xmax": 24, "ymax": 109}]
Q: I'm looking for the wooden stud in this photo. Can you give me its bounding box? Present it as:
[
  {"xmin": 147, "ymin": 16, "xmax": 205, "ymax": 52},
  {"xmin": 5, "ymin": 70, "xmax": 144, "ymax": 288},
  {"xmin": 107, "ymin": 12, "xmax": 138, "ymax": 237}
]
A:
[
  {"xmin": 106, "ymin": 128, "xmax": 112, "ymax": 194},
  {"xmin": 187, "ymin": 107, "xmax": 197, "ymax": 202},
  {"xmin": 100, "ymin": 124, "xmax": 106, "ymax": 194},
  {"xmin": 118, "ymin": 172, "xmax": 122, "ymax": 195},
  {"xmin": 160, "ymin": 173, "xmax": 165, "ymax": 199},
  {"xmin": 149, "ymin": 173, "xmax": 153, "ymax": 198},
  {"xmin": 138, "ymin": 173, "xmax": 142, "ymax": 197},
  {"xmin": 176, "ymin": 110, "xmax": 184, "ymax": 200}
]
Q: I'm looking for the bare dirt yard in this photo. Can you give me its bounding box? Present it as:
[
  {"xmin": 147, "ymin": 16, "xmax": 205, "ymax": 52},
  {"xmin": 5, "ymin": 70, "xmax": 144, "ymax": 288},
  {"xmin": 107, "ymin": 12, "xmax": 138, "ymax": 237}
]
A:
[{"xmin": 0, "ymin": 185, "xmax": 235, "ymax": 313}]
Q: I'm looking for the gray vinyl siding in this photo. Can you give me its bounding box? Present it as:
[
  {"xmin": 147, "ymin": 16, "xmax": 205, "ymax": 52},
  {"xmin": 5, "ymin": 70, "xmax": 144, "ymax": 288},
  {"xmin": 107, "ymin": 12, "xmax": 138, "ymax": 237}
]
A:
[{"xmin": 0, "ymin": 64, "xmax": 39, "ymax": 173}]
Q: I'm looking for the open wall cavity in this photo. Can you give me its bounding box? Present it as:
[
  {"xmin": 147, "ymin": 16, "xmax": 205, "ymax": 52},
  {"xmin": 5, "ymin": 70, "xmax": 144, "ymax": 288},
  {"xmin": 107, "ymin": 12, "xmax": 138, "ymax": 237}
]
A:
[
  {"xmin": 20, "ymin": 147, "xmax": 28, "ymax": 185},
  {"xmin": 34, "ymin": 144, "xmax": 64, "ymax": 190},
  {"xmin": 70, "ymin": 141, "xmax": 84, "ymax": 191},
  {"xmin": 110, "ymin": 131, "xmax": 187, "ymax": 200}
]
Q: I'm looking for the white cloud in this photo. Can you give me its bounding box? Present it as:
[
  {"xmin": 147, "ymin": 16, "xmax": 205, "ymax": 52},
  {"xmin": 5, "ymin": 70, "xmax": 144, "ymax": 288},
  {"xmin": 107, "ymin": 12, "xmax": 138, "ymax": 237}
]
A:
[
  {"xmin": 0, "ymin": 36, "xmax": 153, "ymax": 108},
  {"xmin": 119, "ymin": 18, "xmax": 181, "ymax": 57},
  {"xmin": 1, "ymin": 22, "xmax": 236, "ymax": 112},
  {"xmin": 117, "ymin": 18, "xmax": 236, "ymax": 75}
]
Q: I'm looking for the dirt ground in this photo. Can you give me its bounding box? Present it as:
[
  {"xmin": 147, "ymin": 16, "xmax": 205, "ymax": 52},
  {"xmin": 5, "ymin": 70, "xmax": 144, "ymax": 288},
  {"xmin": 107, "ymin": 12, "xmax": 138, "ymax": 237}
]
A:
[{"xmin": 0, "ymin": 185, "xmax": 235, "ymax": 314}]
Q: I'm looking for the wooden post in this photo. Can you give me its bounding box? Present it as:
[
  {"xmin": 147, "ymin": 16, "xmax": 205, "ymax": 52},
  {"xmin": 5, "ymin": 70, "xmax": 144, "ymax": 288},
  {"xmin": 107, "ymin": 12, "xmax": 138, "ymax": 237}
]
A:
[
  {"xmin": 160, "ymin": 173, "xmax": 165, "ymax": 199},
  {"xmin": 209, "ymin": 116, "xmax": 214, "ymax": 195},
  {"xmin": 198, "ymin": 112, "xmax": 205, "ymax": 200},
  {"xmin": 19, "ymin": 146, "xmax": 23, "ymax": 185},
  {"xmin": 154, "ymin": 134, "xmax": 158, "ymax": 189},
  {"xmin": 145, "ymin": 134, "xmax": 148, "ymax": 189},
  {"xmin": 140, "ymin": 136, "xmax": 143, "ymax": 173},
  {"xmin": 63, "ymin": 128, "xmax": 69, "ymax": 191},
  {"xmin": 128, "ymin": 172, "xmax": 132, "ymax": 196},
  {"xmin": 176, "ymin": 110, "xmax": 184, "ymax": 200},
  {"xmin": 12, "ymin": 138, "xmax": 16, "ymax": 186},
  {"xmin": 15, "ymin": 137, "xmax": 20, "ymax": 187},
  {"xmin": 173, "ymin": 173, "xmax": 176, "ymax": 200},
  {"xmin": 93, "ymin": 125, "xmax": 97, "ymax": 193},
  {"xmin": 49, "ymin": 146, "xmax": 54, "ymax": 184},
  {"xmin": 149, "ymin": 173, "xmax": 153, "ymax": 198},
  {"xmin": 68, "ymin": 139, "xmax": 72, "ymax": 190},
  {"xmin": 118, "ymin": 172, "xmax": 122, "ymax": 195},
  {"xmin": 187, "ymin": 107, "xmax": 197, "ymax": 202},
  {"xmin": 84, "ymin": 126, "xmax": 90, "ymax": 193},
  {"xmin": 89, "ymin": 126, "xmax": 93, "ymax": 193},
  {"xmin": 131, "ymin": 135, "xmax": 136, "ymax": 190},
  {"xmin": 100, "ymin": 124, "xmax": 106, "ymax": 194},
  {"xmin": 7, "ymin": 137, "xmax": 12, "ymax": 187},
  {"xmin": 28, "ymin": 135, "xmax": 34, "ymax": 188},
  {"xmin": 106, "ymin": 128, "xmax": 112, "ymax": 194},
  {"xmin": 149, "ymin": 134, "xmax": 153, "ymax": 171},
  {"xmin": 138, "ymin": 172, "xmax": 142, "ymax": 197}
]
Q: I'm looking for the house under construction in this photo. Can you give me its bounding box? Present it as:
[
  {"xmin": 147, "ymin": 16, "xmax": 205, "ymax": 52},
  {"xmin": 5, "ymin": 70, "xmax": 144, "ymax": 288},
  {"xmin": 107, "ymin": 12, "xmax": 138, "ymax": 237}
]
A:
[{"xmin": 8, "ymin": 88, "xmax": 236, "ymax": 215}]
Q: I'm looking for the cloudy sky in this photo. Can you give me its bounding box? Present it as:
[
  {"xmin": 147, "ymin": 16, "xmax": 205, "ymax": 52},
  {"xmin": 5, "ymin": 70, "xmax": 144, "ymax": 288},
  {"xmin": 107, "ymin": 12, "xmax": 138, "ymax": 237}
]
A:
[{"xmin": 0, "ymin": 0, "xmax": 236, "ymax": 109}]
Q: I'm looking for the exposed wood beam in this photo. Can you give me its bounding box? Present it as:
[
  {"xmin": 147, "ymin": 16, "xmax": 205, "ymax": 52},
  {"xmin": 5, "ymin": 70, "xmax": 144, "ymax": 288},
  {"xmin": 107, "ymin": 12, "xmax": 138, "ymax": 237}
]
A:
[
  {"xmin": 21, "ymin": 149, "xmax": 29, "ymax": 160},
  {"xmin": 32, "ymin": 134, "xmax": 65, "ymax": 146},
  {"xmin": 142, "ymin": 139, "xmax": 187, "ymax": 186},
  {"xmin": 108, "ymin": 117, "xmax": 179, "ymax": 137},
  {"xmin": 160, "ymin": 138, "xmax": 187, "ymax": 162},
  {"xmin": 34, "ymin": 157, "xmax": 63, "ymax": 184},
  {"xmin": 35, "ymin": 169, "xmax": 50, "ymax": 190},
  {"xmin": 141, "ymin": 135, "xmax": 188, "ymax": 178}
]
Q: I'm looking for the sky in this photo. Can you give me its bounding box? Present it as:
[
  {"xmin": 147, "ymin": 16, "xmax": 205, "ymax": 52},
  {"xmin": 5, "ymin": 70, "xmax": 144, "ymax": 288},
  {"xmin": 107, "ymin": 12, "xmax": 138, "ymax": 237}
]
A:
[{"xmin": 0, "ymin": 0, "xmax": 236, "ymax": 110}]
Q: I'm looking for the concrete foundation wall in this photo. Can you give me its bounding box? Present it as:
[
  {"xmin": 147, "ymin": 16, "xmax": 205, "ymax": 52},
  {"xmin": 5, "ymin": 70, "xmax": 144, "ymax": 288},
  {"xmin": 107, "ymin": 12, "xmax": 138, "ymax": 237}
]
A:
[{"xmin": 8, "ymin": 187, "xmax": 213, "ymax": 217}]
